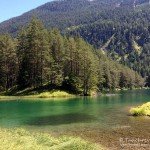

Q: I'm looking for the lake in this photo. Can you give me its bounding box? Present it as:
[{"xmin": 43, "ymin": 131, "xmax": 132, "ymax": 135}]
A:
[{"xmin": 0, "ymin": 89, "xmax": 150, "ymax": 149}]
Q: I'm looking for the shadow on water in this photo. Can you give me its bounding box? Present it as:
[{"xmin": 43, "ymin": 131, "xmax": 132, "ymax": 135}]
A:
[{"xmin": 27, "ymin": 113, "xmax": 96, "ymax": 126}]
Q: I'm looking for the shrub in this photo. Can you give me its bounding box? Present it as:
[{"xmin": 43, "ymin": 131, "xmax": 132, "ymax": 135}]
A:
[
  {"xmin": 130, "ymin": 102, "xmax": 150, "ymax": 116},
  {"xmin": 38, "ymin": 91, "xmax": 73, "ymax": 98}
]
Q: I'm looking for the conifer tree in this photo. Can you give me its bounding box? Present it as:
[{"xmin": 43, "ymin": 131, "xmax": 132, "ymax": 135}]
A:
[
  {"xmin": 49, "ymin": 29, "xmax": 64, "ymax": 86},
  {"xmin": 17, "ymin": 18, "xmax": 50, "ymax": 88},
  {"xmin": 0, "ymin": 35, "xmax": 18, "ymax": 91}
]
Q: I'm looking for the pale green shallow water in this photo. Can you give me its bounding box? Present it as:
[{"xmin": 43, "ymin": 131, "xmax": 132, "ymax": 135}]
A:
[{"xmin": 0, "ymin": 89, "xmax": 150, "ymax": 149}]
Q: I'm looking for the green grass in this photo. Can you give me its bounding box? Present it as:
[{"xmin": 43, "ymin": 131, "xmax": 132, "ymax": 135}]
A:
[
  {"xmin": 0, "ymin": 128, "xmax": 103, "ymax": 150},
  {"xmin": 130, "ymin": 102, "xmax": 150, "ymax": 116},
  {"xmin": 37, "ymin": 91, "xmax": 74, "ymax": 98},
  {"xmin": 0, "ymin": 96, "xmax": 18, "ymax": 101},
  {"xmin": 1, "ymin": 84, "xmax": 76, "ymax": 98},
  {"xmin": 0, "ymin": 90, "xmax": 74, "ymax": 101}
]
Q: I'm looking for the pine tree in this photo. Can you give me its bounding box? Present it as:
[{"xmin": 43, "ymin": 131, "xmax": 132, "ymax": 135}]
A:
[
  {"xmin": 17, "ymin": 18, "xmax": 50, "ymax": 88},
  {"xmin": 49, "ymin": 29, "xmax": 65, "ymax": 86},
  {"xmin": 0, "ymin": 35, "xmax": 18, "ymax": 91}
]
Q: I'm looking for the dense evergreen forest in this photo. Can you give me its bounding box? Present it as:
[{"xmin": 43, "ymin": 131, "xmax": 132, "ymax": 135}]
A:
[
  {"xmin": 68, "ymin": 4, "xmax": 150, "ymax": 78},
  {"xmin": 0, "ymin": 19, "xmax": 144, "ymax": 95},
  {"xmin": 0, "ymin": 0, "xmax": 149, "ymax": 87}
]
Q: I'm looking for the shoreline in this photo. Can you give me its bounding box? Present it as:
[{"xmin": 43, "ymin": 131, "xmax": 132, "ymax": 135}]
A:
[
  {"xmin": 0, "ymin": 95, "xmax": 76, "ymax": 102},
  {"xmin": 0, "ymin": 88, "xmax": 149, "ymax": 101}
]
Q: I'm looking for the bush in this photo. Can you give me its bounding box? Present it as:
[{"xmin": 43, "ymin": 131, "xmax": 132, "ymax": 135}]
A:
[
  {"xmin": 38, "ymin": 91, "xmax": 73, "ymax": 98},
  {"xmin": 130, "ymin": 102, "xmax": 150, "ymax": 116}
]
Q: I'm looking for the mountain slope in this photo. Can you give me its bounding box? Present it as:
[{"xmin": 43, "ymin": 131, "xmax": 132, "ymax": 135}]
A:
[
  {"xmin": 0, "ymin": 0, "xmax": 149, "ymax": 78},
  {"xmin": 0, "ymin": 0, "xmax": 120, "ymax": 35},
  {"xmin": 67, "ymin": 4, "xmax": 150, "ymax": 77}
]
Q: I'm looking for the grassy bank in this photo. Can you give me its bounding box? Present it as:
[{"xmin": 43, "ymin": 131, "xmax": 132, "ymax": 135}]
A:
[
  {"xmin": 0, "ymin": 84, "xmax": 76, "ymax": 99},
  {"xmin": 0, "ymin": 92, "xmax": 74, "ymax": 102},
  {"xmin": 0, "ymin": 128, "xmax": 103, "ymax": 150},
  {"xmin": 130, "ymin": 102, "xmax": 150, "ymax": 116},
  {"xmin": 27, "ymin": 90, "xmax": 74, "ymax": 98},
  {"xmin": 0, "ymin": 91, "xmax": 74, "ymax": 101}
]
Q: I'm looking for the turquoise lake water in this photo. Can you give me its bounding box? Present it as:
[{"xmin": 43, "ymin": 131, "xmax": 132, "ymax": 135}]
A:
[{"xmin": 0, "ymin": 89, "xmax": 150, "ymax": 149}]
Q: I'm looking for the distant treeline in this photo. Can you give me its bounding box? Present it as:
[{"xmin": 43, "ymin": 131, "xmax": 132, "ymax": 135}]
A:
[{"xmin": 0, "ymin": 19, "xmax": 144, "ymax": 95}]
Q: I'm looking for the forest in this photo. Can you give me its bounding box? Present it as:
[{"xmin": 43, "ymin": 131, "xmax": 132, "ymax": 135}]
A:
[
  {"xmin": 68, "ymin": 4, "xmax": 150, "ymax": 79},
  {"xmin": 0, "ymin": 18, "xmax": 144, "ymax": 96},
  {"xmin": 0, "ymin": 0, "xmax": 149, "ymax": 88}
]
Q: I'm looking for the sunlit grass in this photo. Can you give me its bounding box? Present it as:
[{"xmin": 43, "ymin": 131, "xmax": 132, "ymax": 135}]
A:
[
  {"xmin": 0, "ymin": 90, "xmax": 74, "ymax": 101},
  {"xmin": 130, "ymin": 102, "xmax": 150, "ymax": 116},
  {"xmin": 0, "ymin": 128, "xmax": 103, "ymax": 150},
  {"xmin": 37, "ymin": 90, "xmax": 74, "ymax": 98},
  {"xmin": 0, "ymin": 96, "xmax": 17, "ymax": 100}
]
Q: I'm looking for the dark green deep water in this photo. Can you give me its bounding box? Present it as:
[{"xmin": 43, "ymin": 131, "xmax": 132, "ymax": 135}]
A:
[{"xmin": 0, "ymin": 89, "xmax": 150, "ymax": 149}]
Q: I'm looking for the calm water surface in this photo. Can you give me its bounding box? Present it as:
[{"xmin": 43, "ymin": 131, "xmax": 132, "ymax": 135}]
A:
[{"xmin": 0, "ymin": 89, "xmax": 150, "ymax": 149}]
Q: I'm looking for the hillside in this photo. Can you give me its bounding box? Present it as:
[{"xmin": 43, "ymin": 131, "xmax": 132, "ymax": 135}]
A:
[
  {"xmin": 0, "ymin": 0, "xmax": 149, "ymax": 83},
  {"xmin": 0, "ymin": 19, "xmax": 144, "ymax": 95},
  {"xmin": 68, "ymin": 3, "xmax": 150, "ymax": 77},
  {"xmin": 0, "ymin": 0, "xmax": 121, "ymax": 35},
  {"xmin": 0, "ymin": 0, "xmax": 149, "ymax": 35}
]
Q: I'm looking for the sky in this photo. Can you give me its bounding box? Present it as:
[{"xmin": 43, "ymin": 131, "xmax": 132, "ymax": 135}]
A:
[{"xmin": 0, "ymin": 0, "xmax": 53, "ymax": 23}]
